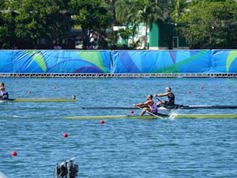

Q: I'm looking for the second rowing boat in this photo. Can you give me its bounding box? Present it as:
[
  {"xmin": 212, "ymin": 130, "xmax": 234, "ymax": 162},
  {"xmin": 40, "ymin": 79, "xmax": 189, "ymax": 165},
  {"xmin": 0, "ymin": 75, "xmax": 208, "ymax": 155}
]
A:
[{"xmin": 65, "ymin": 113, "xmax": 237, "ymax": 120}]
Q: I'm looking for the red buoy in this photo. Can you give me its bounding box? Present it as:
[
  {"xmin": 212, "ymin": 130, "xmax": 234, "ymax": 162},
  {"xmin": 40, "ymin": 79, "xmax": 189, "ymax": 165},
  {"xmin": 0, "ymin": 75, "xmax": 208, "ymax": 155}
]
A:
[
  {"xmin": 11, "ymin": 151, "xmax": 17, "ymax": 156},
  {"xmin": 100, "ymin": 120, "xmax": 105, "ymax": 124},
  {"xmin": 63, "ymin": 133, "xmax": 68, "ymax": 138}
]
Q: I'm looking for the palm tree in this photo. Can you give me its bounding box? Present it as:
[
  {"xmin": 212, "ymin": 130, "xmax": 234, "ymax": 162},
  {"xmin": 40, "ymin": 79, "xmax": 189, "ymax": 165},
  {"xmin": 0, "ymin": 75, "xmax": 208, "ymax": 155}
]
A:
[
  {"xmin": 115, "ymin": 0, "xmax": 141, "ymax": 46},
  {"xmin": 136, "ymin": 0, "xmax": 163, "ymax": 48},
  {"xmin": 116, "ymin": 0, "xmax": 174, "ymax": 49},
  {"xmin": 171, "ymin": 0, "xmax": 187, "ymax": 21},
  {"xmin": 104, "ymin": 0, "xmax": 116, "ymax": 25}
]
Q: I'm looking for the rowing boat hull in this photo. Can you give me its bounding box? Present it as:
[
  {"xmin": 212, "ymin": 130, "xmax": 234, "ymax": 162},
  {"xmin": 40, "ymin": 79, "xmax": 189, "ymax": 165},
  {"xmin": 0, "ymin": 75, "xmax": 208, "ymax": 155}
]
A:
[
  {"xmin": 65, "ymin": 114, "xmax": 237, "ymax": 120},
  {"xmin": 0, "ymin": 98, "xmax": 76, "ymax": 102},
  {"xmin": 82, "ymin": 105, "xmax": 237, "ymax": 110}
]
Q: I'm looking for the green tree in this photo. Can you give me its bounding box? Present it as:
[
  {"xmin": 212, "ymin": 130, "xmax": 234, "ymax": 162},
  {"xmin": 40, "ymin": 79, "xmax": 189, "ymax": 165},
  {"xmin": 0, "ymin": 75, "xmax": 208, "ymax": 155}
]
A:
[
  {"xmin": 114, "ymin": 0, "xmax": 140, "ymax": 47},
  {"xmin": 136, "ymin": 0, "xmax": 162, "ymax": 49},
  {"xmin": 115, "ymin": 0, "xmax": 172, "ymax": 49},
  {"xmin": 104, "ymin": 0, "xmax": 116, "ymax": 25},
  {"xmin": 13, "ymin": 0, "xmax": 70, "ymax": 48},
  {"xmin": 173, "ymin": 0, "xmax": 237, "ymax": 49},
  {"xmin": 170, "ymin": 0, "xmax": 187, "ymax": 22},
  {"xmin": 0, "ymin": 0, "xmax": 70, "ymax": 49},
  {"xmin": 0, "ymin": 0, "xmax": 17, "ymax": 48},
  {"xmin": 69, "ymin": 0, "xmax": 112, "ymax": 49}
]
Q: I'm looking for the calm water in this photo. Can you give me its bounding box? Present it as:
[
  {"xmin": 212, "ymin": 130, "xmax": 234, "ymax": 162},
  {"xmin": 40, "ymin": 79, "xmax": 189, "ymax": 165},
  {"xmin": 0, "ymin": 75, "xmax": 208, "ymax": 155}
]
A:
[{"xmin": 0, "ymin": 78, "xmax": 237, "ymax": 178}]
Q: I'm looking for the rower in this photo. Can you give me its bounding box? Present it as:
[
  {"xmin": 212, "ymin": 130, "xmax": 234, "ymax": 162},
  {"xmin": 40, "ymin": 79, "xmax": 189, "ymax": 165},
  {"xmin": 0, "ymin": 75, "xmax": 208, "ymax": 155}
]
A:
[
  {"xmin": 0, "ymin": 82, "xmax": 9, "ymax": 100},
  {"xmin": 155, "ymin": 87, "xmax": 175, "ymax": 108},
  {"xmin": 133, "ymin": 94, "xmax": 158, "ymax": 116}
]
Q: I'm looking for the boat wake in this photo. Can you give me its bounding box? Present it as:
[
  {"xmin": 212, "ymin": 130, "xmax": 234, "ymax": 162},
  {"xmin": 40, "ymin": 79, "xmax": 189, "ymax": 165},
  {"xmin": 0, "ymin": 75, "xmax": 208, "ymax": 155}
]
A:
[
  {"xmin": 0, "ymin": 171, "xmax": 7, "ymax": 178},
  {"xmin": 168, "ymin": 113, "xmax": 178, "ymax": 120},
  {"xmin": 12, "ymin": 115, "xmax": 22, "ymax": 118},
  {"xmin": 167, "ymin": 110, "xmax": 181, "ymax": 120}
]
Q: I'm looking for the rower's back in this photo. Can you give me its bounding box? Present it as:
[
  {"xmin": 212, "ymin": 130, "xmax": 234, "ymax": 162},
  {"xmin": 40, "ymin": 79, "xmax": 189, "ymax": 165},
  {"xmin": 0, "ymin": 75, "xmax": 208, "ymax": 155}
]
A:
[{"xmin": 0, "ymin": 83, "xmax": 9, "ymax": 100}]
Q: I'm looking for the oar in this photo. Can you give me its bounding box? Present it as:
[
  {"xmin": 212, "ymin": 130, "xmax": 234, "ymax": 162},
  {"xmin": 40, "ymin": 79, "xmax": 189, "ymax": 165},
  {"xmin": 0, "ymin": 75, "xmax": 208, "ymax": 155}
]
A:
[
  {"xmin": 134, "ymin": 105, "xmax": 166, "ymax": 119},
  {"xmin": 82, "ymin": 106, "xmax": 138, "ymax": 110},
  {"xmin": 155, "ymin": 96, "xmax": 162, "ymax": 102}
]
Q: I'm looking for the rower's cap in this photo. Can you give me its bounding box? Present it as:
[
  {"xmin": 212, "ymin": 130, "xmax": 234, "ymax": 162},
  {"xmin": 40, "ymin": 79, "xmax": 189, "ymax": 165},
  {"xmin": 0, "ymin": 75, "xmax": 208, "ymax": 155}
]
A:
[
  {"xmin": 166, "ymin": 87, "xmax": 171, "ymax": 90},
  {"xmin": 147, "ymin": 94, "xmax": 153, "ymax": 99}
]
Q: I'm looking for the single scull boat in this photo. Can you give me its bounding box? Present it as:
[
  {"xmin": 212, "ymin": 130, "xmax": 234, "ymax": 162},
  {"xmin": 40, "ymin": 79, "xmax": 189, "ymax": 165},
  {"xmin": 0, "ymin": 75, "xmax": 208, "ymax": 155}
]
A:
[
  {"xmin": 0, "ymin": 97, "xmax": 77, "ymax": 102},
  {"xmin": 82, "ymin": 105, "xmax": 237, "ymax": 110}
]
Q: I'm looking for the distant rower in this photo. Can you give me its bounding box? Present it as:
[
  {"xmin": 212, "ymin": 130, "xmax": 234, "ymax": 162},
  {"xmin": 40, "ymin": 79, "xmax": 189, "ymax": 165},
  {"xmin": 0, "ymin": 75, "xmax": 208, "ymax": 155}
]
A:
[
  {"xmin": 0, "ymin": 82, "xmax": 9, "ymax": 100},
  {"xmin": 133, "ymin": 94, "xmax": 158, "ymax": 116},
  {"xmin": 155, "ymin": 87, "xmax": 175, "ymax": 107}
]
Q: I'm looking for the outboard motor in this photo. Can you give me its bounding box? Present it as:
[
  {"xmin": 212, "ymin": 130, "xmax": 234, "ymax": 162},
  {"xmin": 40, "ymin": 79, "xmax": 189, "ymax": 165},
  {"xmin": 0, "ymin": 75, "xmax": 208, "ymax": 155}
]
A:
[{"xmin": 55, "ymin": 159, "xmax": 79, "ymax": 178}]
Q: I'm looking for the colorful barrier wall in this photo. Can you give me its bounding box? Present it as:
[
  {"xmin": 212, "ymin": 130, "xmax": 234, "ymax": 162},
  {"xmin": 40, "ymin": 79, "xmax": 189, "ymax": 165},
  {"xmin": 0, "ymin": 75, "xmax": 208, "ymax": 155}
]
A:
[
  {"xmin": 0, "ymin": 50, "xmax": 236, "ymax": 73},
  {"xmin": 0, "ymin": 50, "xmax": 111, "ymax": 73},
  {"xmin": 210, "ymin": 50, "xmax": 237, "ymax": 73},
  {"xmin": 111, "ymin": 50, "xmax": 237, "ymax": 73}
]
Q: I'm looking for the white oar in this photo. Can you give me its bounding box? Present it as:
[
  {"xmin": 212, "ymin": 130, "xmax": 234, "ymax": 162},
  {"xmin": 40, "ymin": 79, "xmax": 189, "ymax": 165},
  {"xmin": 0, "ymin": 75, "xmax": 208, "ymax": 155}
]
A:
[{"xmin": 155, "ymin": 96, "xmax": 162, "ymax": 102}]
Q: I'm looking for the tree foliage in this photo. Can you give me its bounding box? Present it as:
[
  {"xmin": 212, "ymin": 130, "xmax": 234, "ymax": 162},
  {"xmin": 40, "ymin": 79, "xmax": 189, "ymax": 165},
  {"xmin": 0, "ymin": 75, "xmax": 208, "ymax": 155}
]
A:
[
  {"xmin": 0, "ymin": 1, "xmax": 17, "ymax": 48},
  {"xmin": 115, "ymin": 0, "xmax": 169, "ymax": 48},
  {"xmin": 0, "ymin": 0, "xmax": 70, "ymax": 48},
  {"xmin": 69, "ymin": 0, "xmax": 112, "ymax": 49},
  {"xmin": 173, "ymin": 0, "xmax": 237, "ymax": 48},
  {"xmin": 0, "ymin": 0, "xmax": 237, "ymax": 49}
]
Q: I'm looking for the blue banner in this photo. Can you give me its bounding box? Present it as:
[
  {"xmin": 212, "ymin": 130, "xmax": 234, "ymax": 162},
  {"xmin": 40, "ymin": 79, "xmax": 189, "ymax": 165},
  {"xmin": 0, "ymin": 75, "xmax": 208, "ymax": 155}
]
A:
[
  {"xmin": 0, "ymin": 50, "xmax": 111, "ymax": 73},
  {"xmin": 0, "ymin": 50, "xmax": 236, "ymax": 74}
]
